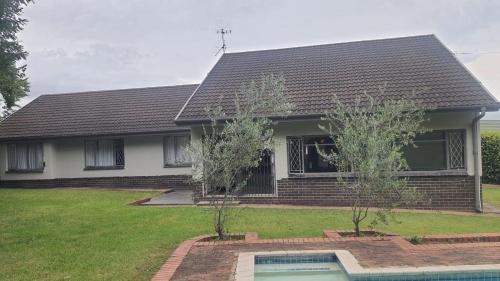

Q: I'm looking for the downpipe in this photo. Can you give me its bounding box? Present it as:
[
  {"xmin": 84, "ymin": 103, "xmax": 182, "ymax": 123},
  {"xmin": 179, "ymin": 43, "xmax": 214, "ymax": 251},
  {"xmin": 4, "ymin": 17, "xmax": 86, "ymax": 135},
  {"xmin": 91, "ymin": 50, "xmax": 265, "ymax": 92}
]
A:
[{"xmin": 472, "ymin": 107, "xmax": 486, "ymax": 212}]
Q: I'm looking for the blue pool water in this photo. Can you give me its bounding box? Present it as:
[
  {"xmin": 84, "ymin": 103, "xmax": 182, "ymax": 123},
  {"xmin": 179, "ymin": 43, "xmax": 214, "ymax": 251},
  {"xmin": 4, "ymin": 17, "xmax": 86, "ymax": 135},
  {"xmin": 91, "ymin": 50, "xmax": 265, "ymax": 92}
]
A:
[
  {"xmin": 254, "ymin": 255, "xmax": 348, "ymax": 281},
  {"xmin": 253, "ymin": 255, "xmax": 500, "ymax": 281}
]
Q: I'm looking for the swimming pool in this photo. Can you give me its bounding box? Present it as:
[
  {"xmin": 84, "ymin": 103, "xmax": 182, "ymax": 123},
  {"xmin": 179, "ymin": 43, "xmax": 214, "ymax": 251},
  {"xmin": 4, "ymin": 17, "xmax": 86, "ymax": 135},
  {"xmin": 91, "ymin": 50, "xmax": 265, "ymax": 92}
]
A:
[
  {"xmin": 254, "ymin": 254, "xmax": 348, "ymax": 281},
  {"xmin": 235, "ymin": 250, "xmax": 500, "ymax": 281}
]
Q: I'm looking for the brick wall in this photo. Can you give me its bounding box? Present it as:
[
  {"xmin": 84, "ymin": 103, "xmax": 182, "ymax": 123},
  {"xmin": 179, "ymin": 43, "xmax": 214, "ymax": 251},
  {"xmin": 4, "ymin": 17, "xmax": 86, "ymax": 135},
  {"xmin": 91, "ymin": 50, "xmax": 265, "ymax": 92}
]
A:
[
  {"xmin": 0, "ymin": 175, "xmax": 197, "ymax": 189},
  {"xmin": 194, "ymin": 175, "xmax": 477, "ymax": 211}
]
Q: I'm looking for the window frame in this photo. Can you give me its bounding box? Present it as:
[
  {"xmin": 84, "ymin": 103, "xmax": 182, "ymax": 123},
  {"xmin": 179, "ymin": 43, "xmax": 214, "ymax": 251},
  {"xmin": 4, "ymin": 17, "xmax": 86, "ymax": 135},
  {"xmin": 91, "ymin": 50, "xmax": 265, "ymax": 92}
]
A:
[
  {"xmin": 287, "ymin": 135, "xmax": 339, "ymax": 176},
  {"xmin": 303, "ymin": 135, "xmax": 338, "ymax": 173},
  {"xmin": 5, "ymin": 142, "xmax": 44, "ymax": 173},
  {"xmin": 163, "ymin": 133, "xmax": 192, "ymax": 168},
  {"xmin": 404, "ymin": 129, "xmax": 467, "ymax": 171},
  {"xmin": 83, "ymin": 138, "xmax": 125, "ymax": 170},
  {"xmin": 287, "ymin": 129, "xmax": 467, "ymax": 176}
]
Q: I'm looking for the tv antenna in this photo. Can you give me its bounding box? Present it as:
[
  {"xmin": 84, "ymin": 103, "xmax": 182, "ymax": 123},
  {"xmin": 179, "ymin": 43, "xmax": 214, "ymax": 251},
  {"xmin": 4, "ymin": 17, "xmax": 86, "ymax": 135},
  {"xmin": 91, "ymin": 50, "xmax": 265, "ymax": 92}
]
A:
[{"xmin": 216, "ymin": 28, "xmax": 231, "ymax": 55}]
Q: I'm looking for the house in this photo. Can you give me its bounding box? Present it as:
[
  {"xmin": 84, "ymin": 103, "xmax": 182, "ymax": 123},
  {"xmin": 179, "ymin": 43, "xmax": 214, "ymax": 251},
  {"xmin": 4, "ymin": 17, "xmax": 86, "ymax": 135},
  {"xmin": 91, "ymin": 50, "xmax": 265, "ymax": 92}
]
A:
[
  {"xmin": 175, "ymin": 35, "xmax": 499, "ymax": 211},
  {"xmin": 0, "ymin": 34, "xmax": 498, "ymax": 211},
  {"xmin": 481, "ymin": 120, "xmax": 500, "ymax": 131},
  {"xmin": 0, "ymin": 85, "xmax": 199, "ymax": 189}
]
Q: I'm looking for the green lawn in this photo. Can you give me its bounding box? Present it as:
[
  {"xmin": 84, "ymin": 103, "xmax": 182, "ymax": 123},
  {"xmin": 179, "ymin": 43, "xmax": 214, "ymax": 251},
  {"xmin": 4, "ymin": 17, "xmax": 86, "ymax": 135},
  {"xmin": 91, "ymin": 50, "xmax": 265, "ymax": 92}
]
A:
[
  {"xmin": 2, "ymin": 189, "xmax": 500, "ymax": 281},
  {"xmin": 484, "ymin": 184, "xmax": 500, "ymax": 208}
]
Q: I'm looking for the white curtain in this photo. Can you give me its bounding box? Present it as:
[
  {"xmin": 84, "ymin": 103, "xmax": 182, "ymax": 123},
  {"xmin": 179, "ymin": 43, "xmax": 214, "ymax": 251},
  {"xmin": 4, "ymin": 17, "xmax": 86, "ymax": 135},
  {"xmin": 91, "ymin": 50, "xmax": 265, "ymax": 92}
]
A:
[
  {"xmin": 164, "ymin": 136, "xmax": 176, "ymax": 165},
  {"xmin": 7, "ymin": 143, "xmax": 43, "ymax": 170},
  {"xmin": 27, "ymin": 143, "xmax": 43, "ymax": 169},
  {"xmin": 85, "ymin": 141, "xmax": 97, "ymax": 167},
  {"xmin": 16, "ymin": 144, "xmax": 28, "ymax": 170},
  {"xmin": 175, "ymin": 136, "xmax": 190, "ymax": 164},
  {"xmin": 7, "ymin": 144, "xmax": 17, "ymax": 170},
  {"xmin": 97, "ymin": 140, "xmax": 115, "ymax": 167}
]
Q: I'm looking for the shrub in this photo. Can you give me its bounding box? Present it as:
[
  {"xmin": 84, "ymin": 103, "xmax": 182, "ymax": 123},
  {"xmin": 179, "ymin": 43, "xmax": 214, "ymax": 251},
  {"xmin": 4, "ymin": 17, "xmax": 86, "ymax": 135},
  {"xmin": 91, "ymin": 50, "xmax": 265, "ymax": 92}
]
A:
[
  {"xmin": 481, "ymin": 131, "xmax": 500, "ymax": 184},
  {"xmin": 408, "ymin": 235, "xmax": 423, "ymax": 245}
]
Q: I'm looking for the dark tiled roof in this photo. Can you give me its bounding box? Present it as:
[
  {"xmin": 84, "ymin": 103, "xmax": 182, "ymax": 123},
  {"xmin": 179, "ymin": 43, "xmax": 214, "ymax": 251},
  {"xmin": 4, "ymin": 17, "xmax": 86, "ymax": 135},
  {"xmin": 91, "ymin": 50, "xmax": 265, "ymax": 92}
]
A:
[
  {"xmin": 176, "ymin": 35, "xmax": 499, "ymax": 122},
  {"xmin": 0, "ymin": 84, "xmax": 198, "ymax": 140}
]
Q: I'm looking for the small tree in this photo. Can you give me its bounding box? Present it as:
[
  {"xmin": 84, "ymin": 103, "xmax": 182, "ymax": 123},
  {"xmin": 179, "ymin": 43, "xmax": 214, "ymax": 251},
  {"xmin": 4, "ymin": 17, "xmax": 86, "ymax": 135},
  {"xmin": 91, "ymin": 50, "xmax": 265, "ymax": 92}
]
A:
[
  {"xmin": 318, "ymin": 87, "xmax": 427, "ymax": 236},
  {"xmin": 187, "ymin": 74, "xmax": 292, "ymax": 240}
]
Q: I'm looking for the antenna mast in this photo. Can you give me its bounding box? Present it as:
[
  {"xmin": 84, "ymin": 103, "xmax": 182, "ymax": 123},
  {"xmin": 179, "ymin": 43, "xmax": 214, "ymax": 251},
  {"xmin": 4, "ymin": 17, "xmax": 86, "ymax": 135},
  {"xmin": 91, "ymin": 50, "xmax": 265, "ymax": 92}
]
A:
[{"xmin": 216, "ymin": 28, "xmax": 231, "ymax": 55}]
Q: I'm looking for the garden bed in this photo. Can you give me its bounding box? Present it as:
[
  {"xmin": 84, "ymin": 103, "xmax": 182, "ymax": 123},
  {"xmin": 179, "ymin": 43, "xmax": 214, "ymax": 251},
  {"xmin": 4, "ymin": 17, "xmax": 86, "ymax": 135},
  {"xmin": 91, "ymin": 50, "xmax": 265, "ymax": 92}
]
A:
[
  {"xmin": 324, "ymin": 229, "xmax": 397, "ymax": 238},
  {"xmin": 409, "ymin": 233, "xmax": 500, "ymax": 245},
  {"xmin": 197, "ymin": 233, "xmax": 247, "ymax": 242}
]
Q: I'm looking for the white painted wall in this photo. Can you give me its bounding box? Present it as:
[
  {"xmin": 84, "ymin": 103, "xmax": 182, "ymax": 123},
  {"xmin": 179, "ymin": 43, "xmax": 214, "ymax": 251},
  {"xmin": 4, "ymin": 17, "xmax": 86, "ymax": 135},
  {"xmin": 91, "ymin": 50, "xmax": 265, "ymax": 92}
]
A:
[
  {"xmin": 1, "ymin": 111, "xmax": 480, "ymax": 182},
  {"xmin": 189, "ymin": 112, "xmax": 479, "ymax": 181},
  {"xmin": 0, "ymin": 134, "xmax": 191, "ymax": 180}
]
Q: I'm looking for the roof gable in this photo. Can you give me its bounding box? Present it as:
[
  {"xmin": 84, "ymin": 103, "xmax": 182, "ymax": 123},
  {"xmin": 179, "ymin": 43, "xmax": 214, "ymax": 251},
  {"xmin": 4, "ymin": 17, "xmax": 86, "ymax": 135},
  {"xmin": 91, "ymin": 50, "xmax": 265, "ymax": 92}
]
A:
[
  {"xmin": 176, "ymin": 35, "xmax": 498, "ymax": 122},
  {"xmin": 0, "ymin": 84, "xmax": 198, "ymax": 140}
]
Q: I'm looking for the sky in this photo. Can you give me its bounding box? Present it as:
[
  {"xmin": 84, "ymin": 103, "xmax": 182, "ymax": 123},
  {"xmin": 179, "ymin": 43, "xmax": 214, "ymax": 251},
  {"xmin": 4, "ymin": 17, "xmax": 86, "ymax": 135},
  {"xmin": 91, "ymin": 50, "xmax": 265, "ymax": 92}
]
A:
[{"xmin": 18, "ymin": 0, "xmax": 500, "ymax": 119}]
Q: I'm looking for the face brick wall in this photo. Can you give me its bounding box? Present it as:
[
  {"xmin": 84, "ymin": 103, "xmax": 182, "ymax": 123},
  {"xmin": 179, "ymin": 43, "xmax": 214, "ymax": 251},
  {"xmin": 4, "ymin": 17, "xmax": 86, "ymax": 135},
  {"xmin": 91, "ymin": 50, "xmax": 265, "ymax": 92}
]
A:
[
  {"xmin": 0, "ymin": 175, "xmax": 198, "ymax": 189},
  {"xmin": 193, "ymin": 175, "xmax": 477, "ymax": 211}
]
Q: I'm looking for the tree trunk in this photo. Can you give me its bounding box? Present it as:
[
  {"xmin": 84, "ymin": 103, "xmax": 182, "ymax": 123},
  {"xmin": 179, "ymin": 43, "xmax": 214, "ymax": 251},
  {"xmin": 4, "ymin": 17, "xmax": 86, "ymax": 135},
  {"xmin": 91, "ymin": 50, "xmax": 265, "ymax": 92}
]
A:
[
  {"xmin": 215, "ymin": 208, "xmax": 225, "ymax": 240},
  {"xmin": 354, "ymin": 222, "xmax": 361, "ymax": 237}
]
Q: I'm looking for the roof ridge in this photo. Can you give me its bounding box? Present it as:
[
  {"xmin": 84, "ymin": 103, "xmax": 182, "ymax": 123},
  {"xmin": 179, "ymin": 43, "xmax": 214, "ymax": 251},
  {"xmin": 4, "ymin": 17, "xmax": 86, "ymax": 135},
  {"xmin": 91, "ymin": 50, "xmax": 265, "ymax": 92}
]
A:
[
  {"xmin": 225, "ymin": 34, "xmax": 436, "ymax": 56},
  {"xmin": 39, "ymin": 83, "xmax": 199, "ymax": 97}
]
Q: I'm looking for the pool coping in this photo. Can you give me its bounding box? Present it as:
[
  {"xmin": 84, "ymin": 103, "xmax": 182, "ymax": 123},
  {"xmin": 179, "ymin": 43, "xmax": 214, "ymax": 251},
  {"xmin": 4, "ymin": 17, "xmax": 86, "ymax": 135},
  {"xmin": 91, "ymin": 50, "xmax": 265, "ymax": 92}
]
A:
[
  {"xmin": 152, "ymin": 231, "xmax": 500, "ymax": 281},
  {"xmin": 235, "ymin": 250, "xmax": 500, "ymax": 281}
]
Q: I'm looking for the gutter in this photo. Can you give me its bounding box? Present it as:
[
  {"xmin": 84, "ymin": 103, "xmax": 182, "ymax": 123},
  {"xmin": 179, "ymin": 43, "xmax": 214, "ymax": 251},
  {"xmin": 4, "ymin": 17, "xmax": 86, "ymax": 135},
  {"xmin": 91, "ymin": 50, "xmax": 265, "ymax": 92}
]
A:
[{"xmin": 472, "ymin": 107, "xmax": 486, "ymax": 212}]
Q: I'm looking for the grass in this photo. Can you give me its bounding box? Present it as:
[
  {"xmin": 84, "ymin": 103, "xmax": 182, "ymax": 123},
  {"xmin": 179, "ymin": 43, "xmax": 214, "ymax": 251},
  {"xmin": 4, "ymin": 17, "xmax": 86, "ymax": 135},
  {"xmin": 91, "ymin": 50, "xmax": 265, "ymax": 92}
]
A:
[
  {"xmin": 2, "ymin": 189, "xmax": 500, "ymax": 281},
  {"xmin": 484, "ymin": 184, "xmax": 500, "ymax": 208}
]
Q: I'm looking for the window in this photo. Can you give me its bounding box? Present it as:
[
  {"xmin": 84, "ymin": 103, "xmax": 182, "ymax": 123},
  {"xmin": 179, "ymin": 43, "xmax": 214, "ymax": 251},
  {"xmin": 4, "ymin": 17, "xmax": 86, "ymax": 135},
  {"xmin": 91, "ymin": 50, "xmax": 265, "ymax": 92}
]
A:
[
  {"xmin": 7, "ymin": 143, "xmax": 44, "ymax": 171},
  {"xmin": 164, "ymin": 135, "xmax": 191, "ymax": 166},
  {"xmin": 85, "ymin": 139, "xmax": 124, "ymax": 169},
  {"xmin": 287, "ymin": 130, "xmax": 466, "ymax": 174},
  {"xmin": 403, "ymin": 130, "xmax": 465, "ymax": 171},
  {"xmin": 287, "ymin": 135, "xmax": 338, "ymax": 174}
]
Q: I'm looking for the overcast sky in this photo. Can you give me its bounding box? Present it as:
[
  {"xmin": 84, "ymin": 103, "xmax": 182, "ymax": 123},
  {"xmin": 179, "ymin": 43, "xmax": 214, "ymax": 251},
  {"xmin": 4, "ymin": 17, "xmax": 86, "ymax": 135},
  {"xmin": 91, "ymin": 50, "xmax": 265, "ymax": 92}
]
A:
[{"xmin": 19, "ymin": 0, "xmax": 500, "ymax": 118}]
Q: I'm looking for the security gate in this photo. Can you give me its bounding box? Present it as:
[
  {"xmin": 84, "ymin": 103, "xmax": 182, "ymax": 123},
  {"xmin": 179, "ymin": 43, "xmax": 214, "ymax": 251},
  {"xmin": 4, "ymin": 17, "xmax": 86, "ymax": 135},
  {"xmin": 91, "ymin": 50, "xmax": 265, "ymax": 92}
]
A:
[
  {"xmin": 239, "ymin": 151, "xmax": 276, "ymax": 195},
  {"xmin": 205, "ymin": 150, "xmax": 276, "ymax": 196}
]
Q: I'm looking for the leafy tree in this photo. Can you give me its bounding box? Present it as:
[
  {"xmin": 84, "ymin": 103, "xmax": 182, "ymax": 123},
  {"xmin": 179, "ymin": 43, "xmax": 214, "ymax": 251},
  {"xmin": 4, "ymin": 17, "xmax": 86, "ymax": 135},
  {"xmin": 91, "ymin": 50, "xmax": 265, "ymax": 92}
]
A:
[
  {"xmin": 187, "ymin": 74, "xmax": 293, "ymax": 240},
  {"xmin": 318, "ymin": 87, "xmax": 428, "ymax": 236},
  {"xmin": 0, "ymin": 0, "xmax": 32, "ymax": 118}
]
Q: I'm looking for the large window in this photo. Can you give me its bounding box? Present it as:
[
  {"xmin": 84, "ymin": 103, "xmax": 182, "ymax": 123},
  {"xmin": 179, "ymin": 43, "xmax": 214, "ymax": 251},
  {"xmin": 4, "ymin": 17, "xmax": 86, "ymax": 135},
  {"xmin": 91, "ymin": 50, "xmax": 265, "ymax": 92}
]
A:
[
  {"xmin": 403, "ymin": 130, "xmax": 465, "ymax": 171},
  {"xmin": 287, "ymin": 130, "xmax": 466, "ymax": 174},
  {"xmin": 85, "ymin": 139, "xmax": 124, "ymax": 169},
  {"xmin": 287, "ymin": 135, "xmax": 337, "ymax": 174},
  {"xmin": 7, "ymin": 143, "xmax": 44, "ymax": 172},
  {"xmin": 164, "ymin": 135, "xmax": 191, "ymax": 166}
]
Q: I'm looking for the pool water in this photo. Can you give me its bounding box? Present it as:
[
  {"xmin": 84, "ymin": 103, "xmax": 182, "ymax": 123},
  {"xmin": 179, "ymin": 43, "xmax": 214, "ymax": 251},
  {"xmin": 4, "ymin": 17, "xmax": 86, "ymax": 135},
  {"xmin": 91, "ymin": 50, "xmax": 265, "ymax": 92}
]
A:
[
  {"xmin": 255, "ymin": 271, "xmax": 346, "ymax": 281},
  {"xmin": 252, "ymin": 254, "xmax": 500, "ymax": 281},
  {"xmin": 254, "ymin": 255, "xmax": 348, "ymax": 281}
]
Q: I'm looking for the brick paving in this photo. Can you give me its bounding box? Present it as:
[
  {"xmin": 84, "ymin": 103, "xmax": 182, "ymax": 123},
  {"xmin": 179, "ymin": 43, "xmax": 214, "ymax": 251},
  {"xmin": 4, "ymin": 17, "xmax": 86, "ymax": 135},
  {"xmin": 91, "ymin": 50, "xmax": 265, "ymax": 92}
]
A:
[{"xmin": 166, "ymin": 235, "xmax": 500, "ymax": 281}]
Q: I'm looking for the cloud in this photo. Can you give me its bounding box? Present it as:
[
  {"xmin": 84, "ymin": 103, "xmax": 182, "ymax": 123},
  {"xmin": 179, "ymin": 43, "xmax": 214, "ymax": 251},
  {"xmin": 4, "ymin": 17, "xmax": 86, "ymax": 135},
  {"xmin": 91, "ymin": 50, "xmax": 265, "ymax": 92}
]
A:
[{"xmin": 16, "ymin": 0, "xmax": 500, "ymax": 117}]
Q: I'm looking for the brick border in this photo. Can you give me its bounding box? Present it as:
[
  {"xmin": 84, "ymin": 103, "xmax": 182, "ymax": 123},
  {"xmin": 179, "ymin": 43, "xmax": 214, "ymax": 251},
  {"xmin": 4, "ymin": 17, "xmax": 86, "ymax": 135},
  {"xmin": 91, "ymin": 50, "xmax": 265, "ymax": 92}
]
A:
[
  {"xmin": 392, "ymin": 233, "xmax": 500, "ymax": 250},
  {"xmin": 151, "ymin": 235, "xmax": 211, "ymax": 281},
  {"xmin": 151, "ymin": 233, "xmax": 259, "ymax": 281},
  {"xmin": 152, "ymin": 231, "xmax": 500, "ymax": 281}
]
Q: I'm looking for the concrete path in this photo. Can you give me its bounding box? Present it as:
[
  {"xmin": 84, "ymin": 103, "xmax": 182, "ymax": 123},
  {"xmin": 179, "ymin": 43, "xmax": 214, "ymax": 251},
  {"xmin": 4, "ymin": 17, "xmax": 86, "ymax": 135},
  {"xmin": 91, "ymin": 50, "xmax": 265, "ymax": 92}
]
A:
[{"xmin": 143, "ymin": 190, "xmax": 194, "ymax": 205}]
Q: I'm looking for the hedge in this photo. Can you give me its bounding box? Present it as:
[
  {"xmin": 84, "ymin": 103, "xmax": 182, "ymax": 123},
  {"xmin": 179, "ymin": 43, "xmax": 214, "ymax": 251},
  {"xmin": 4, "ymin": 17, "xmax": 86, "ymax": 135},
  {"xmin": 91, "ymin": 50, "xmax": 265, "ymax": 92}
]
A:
[{"xmin": 482, "ymin": 131, "xmax": 500, "ymax": 184}]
